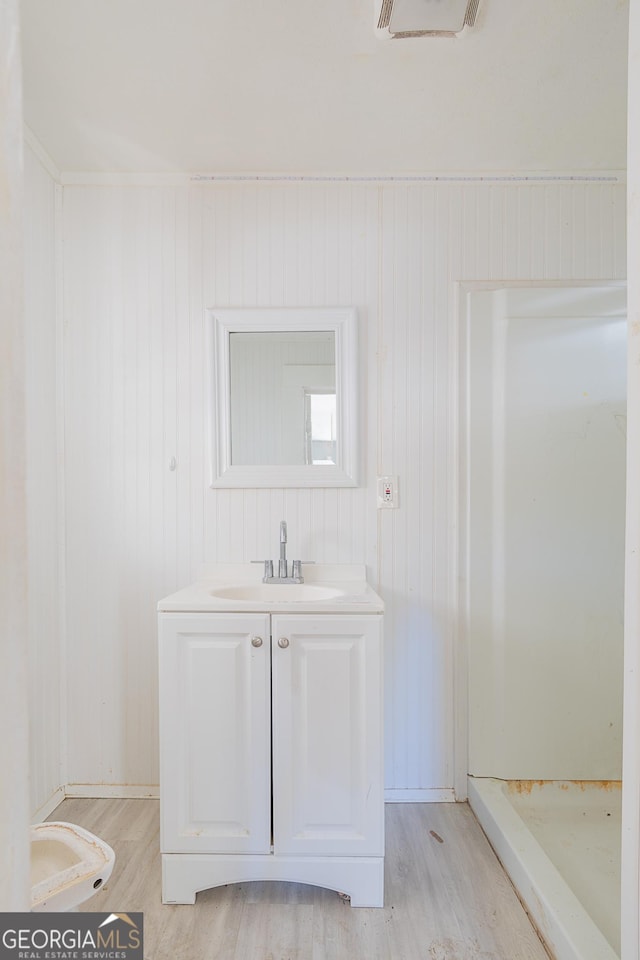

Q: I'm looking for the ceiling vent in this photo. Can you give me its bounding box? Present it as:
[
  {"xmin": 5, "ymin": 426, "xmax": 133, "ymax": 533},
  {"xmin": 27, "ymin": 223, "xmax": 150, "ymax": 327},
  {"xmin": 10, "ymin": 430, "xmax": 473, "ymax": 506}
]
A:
[{"xmin": 375, "ymin": 0, "xmax": 481, "ymax": 38}]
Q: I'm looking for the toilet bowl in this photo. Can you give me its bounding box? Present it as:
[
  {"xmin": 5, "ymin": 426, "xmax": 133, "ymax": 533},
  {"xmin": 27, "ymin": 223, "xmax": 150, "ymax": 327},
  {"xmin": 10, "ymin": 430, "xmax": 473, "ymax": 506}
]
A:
[{"xmin": 30, "ymin": 822, "xmax": 116, "ymax": 912}]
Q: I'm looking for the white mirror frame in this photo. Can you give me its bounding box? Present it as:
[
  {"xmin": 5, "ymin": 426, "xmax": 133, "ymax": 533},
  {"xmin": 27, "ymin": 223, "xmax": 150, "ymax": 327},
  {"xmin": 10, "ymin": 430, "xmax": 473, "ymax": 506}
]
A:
[{"xmin": 207, "ymin": 307, "xmax": 359, "ymax": 488}]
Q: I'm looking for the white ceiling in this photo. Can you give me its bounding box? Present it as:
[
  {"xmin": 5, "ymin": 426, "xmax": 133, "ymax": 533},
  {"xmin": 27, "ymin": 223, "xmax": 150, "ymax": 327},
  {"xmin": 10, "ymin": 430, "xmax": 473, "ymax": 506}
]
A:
[{"xmin": 19, "ymin": 0, "xmax": 629, "ymax": 176}]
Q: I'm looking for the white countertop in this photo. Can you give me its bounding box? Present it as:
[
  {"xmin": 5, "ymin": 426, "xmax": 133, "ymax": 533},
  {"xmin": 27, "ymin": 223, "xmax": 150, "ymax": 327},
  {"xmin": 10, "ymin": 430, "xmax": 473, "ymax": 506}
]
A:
[{"xmin": 158, "ymin": 563, "xmax": 384, "ymax": 614}]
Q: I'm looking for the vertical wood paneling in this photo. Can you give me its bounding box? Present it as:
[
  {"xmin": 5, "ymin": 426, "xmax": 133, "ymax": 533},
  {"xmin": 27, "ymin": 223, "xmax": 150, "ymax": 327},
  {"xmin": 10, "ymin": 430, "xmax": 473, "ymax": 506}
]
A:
[
  {"xmin": 378, "ymin": 179, "xmax": 626, "ymax": 795},
  {"xmin": 63, "ymin": 186, "xmax": 175, "ymax": 787},
  {"xmin": 1, "ymin": 4, "xmax": 30, "ymax": 905},
  {"xmin": 61, "ymin": 177, "xmax": 626, "ymax": 793},
  {"xmin": 24, "ymin": 144, "xmax": 62, "ymax": 815}
]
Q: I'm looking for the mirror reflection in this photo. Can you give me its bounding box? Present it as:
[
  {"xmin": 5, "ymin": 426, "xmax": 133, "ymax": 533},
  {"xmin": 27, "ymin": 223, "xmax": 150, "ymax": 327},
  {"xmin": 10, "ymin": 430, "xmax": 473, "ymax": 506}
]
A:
[{"xmin": 229, "ymin": 331, "xmax": 336, "ymax": 466}]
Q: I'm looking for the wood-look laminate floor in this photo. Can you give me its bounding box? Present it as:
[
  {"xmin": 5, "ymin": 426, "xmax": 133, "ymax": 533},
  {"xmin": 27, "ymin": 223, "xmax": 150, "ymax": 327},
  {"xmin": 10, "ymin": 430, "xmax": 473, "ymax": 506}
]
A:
[{"xmin": 51, "ymin": 799, "xmax": 550, "ymax": 960}]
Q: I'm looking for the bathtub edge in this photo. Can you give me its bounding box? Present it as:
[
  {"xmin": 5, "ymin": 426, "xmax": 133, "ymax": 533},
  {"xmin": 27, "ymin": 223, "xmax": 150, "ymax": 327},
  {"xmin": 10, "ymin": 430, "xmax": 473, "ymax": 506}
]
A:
[{"xmin": 467, "ymin": 775, "xmax": 618, "ymax": 960}]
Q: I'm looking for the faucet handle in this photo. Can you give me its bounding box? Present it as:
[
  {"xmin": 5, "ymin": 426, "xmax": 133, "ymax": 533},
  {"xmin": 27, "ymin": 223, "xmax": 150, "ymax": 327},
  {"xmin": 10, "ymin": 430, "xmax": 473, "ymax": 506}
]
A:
[
  {"xmin": 291, "ymin": 560, "xmax": 315, "ymax": 581},
  {"xmin": 251, "ymin": 560, "xmax": 274, "ymax": 580}
]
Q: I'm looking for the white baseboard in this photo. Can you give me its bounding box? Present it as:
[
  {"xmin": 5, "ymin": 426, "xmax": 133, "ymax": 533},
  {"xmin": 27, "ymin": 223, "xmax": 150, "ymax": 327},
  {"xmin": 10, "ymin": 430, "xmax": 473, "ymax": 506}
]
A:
[
  {"xmin": 65, "ymin": 784, "xmax": 160, "ymax": 799},
  {"xmin": 31, "ymin": 783, "xmax": 160, "ymax": 821},
  {"xmin": 41, "ymin": 784, "xmax": 453, "ymax": 807},
  {"xmin": 384, "ymin": 788, "xmax": 456, "ymax": 803},
  {"xmin": 31, "ymin": 787, "xmax": 66, "ymax": 824}
]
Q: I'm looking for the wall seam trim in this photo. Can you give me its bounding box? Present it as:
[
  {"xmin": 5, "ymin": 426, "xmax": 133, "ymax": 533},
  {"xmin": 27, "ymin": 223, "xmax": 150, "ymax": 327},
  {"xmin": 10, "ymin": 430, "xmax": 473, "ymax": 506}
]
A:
[
  {"xmin": 189, "ymin": 173, "xmax": 624, "ymax": 184},
  {"xmin": 23, "ymin": 125, "xmax": 61, "ymax": 183},
  {"xmin": 54, "ymin": 180, "xmax": 68, "ymax": 793},
  {"xmin": 58, "ymin": 171, "xmax": 627, "ymax": 187}
]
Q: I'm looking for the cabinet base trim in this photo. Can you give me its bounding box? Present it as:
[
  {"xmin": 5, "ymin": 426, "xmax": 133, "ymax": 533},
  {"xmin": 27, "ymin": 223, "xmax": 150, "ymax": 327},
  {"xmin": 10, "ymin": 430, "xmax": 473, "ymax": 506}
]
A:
[{"xmin": 162, "ymin": 853, "xmax": 384, "ymax": 908}]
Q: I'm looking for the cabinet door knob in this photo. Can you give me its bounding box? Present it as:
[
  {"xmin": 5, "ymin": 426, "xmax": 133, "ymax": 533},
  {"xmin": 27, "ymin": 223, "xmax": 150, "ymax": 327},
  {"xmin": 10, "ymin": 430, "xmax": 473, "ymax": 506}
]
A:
[
  {"xmin": 278, "ymin": 637, "xmax": 290, "ymax": 649},
  {"xmin": 251, "ymin": 636, "xmax": 263, "ymax": 648}
]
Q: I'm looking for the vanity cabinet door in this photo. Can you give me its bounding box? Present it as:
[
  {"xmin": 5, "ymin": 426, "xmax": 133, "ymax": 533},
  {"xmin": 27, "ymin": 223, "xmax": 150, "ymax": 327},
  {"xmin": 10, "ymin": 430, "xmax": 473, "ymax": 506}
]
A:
[
  {"xmin": 159, "ymin": 613, "xmax": 271, "ymax": 854},
  {"xmin": 271, "ymin": 615, "xmax": 384, "ymax": 858}
]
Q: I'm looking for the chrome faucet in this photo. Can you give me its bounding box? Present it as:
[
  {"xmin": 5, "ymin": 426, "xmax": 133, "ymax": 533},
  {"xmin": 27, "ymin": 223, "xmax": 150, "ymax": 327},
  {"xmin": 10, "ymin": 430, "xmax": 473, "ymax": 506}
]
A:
[
  {"xmin": 253, "ymin": 520, "xmax": 312, "ymax": 583},
  {"xmin": 279, "ymin": 520, "xmax": 288, "ymax": 578}
]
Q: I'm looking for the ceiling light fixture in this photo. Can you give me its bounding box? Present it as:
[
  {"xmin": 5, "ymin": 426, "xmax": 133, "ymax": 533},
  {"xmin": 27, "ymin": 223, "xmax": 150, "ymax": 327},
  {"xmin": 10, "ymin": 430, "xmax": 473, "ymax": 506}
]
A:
[{"xmin": 375, "ymin": 0, "xmax": 481, "ymax": 38}]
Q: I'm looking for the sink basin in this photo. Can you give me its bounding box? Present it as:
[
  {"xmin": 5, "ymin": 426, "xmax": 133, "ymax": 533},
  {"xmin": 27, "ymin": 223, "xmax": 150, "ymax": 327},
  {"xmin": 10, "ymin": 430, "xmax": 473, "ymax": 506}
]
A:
[{"xmin": 210, "ymin": 583, "xmax": 345, "ymax": 602}]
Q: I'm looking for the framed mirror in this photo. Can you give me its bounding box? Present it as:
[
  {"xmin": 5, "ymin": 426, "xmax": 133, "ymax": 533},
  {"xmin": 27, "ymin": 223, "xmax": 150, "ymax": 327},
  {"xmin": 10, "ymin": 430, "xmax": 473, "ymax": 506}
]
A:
[{"xmin": 207, "ymin": 307, "xmax": 359, "ymax": 487}]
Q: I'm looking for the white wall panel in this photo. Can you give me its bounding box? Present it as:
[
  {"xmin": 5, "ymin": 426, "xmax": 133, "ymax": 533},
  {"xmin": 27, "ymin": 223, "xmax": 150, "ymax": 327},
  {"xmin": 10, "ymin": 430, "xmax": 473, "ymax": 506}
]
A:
[
  {"xmin": 378, "ymin": 182, "xmax": 626, "ymax": 796},
  {"xmin": 24, "ymin": 143, "xmax": 63, "ymax": 815},
  {"xmin": 0, "ymin": 4, "xmax": 30, "ymax": 905},
  {"xmin": 61, "ymin": 177, "xmax": 626, "ymax": 793}
]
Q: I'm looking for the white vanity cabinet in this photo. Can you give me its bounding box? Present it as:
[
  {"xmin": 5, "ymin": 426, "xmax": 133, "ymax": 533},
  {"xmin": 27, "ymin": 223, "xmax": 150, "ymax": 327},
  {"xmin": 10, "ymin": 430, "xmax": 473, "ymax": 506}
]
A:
[{"xmin": 158, "ymin": 609, "xmax": 384, "ymax": 907}]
